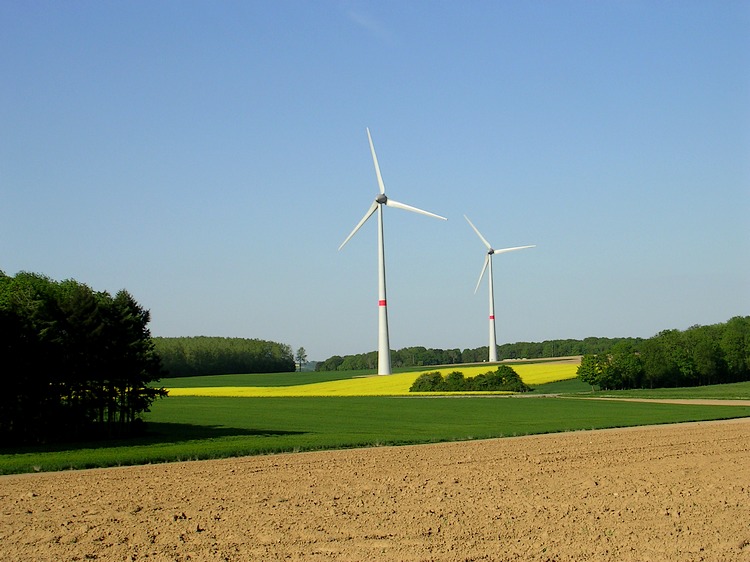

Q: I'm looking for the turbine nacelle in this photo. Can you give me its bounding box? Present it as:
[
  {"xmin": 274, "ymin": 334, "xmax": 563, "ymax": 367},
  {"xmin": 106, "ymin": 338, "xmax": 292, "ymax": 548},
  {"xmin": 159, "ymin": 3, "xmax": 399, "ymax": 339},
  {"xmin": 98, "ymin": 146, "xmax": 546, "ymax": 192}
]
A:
[{"xmin": 464, "ymin": 214, "xmax": 535, "ymax": 293}]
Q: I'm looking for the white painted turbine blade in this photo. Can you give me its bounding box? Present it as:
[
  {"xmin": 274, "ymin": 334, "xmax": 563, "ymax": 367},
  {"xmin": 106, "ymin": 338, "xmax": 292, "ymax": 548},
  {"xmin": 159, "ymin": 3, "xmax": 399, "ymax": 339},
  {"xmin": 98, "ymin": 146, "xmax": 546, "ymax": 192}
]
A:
[
  {"xmin": 493, "ymin": 244, "xmax": 536, "ymax": 255},
  {"xmin": 366, "ymin": 128, "xmax": 386, "ymax": 195},
  {"xmin": 474, "ymin": 255, "xmax": 490, "ymax": 294},
  {"xmin": 385, "ymin": 198, "xmax": 448, "ymax": 221},
  {"xmin": 464, "ymin": 215, "xmax": 492, "ymax": 251},
  {"xmin": 338, "ymin": 201, "xmax": 379, "ymax": 250}
]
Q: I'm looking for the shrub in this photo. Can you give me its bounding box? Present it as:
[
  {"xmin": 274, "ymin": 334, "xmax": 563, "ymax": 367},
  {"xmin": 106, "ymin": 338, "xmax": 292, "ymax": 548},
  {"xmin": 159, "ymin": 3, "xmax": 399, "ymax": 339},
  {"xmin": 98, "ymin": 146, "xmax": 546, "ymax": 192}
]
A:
[
  {"xmin": 443, "ymin": 371, "xmax": 465, "ymax": 391},
  {"xmin": 410, "ymin": 372, "xmax": 444, "ymax": 392},
  {"xmin": 488, "ymin": 365, "xmax": 532, "ymax": 392}
]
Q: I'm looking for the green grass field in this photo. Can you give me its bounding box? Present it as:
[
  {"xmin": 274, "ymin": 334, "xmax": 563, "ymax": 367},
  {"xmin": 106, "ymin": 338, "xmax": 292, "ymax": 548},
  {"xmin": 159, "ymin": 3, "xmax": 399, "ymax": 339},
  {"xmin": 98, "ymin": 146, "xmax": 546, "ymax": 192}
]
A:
[
  {"xmin": 578, "ymin": 380, "xmax": 750, "ymax": 400},
  {"xmin": 2, "ymin": 388, "xmax": 749, "ymax": 474},
  {"xmin": 3, "ymin": 364, "xmax": 749, "ymax": 475}
]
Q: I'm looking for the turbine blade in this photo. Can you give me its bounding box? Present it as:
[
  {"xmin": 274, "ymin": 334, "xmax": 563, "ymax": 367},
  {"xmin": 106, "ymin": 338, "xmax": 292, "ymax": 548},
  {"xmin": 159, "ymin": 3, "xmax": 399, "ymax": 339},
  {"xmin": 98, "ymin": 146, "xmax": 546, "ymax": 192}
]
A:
[
  {"xmin": 493, "ymin": 244, "xmax": 536, "ymax": 255},
  {"xmin": 464, "ymin": 215, "xmax": 492, "ymax": 250},
  {"xmin": 366, "ymin": 128, "xmax": 386, "ymax": 195},
  {"xmin": 474, "ymin": 255, "xmax": 490, "ymax": 294},
  {"xmin": 338, "ymin": 201, "xmax": 379, "ymax": 250},
  {"xmin": 385, "ymin": 198, "xmax": 447, "ymax": 220}
]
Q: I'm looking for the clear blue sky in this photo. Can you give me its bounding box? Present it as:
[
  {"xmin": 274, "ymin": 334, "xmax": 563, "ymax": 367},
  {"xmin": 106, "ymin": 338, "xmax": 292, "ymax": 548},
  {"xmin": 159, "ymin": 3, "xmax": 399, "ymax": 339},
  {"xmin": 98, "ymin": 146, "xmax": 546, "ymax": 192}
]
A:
[{"xmin": 2, "ymin": 1, "xmax": 748, "ymax": 361}]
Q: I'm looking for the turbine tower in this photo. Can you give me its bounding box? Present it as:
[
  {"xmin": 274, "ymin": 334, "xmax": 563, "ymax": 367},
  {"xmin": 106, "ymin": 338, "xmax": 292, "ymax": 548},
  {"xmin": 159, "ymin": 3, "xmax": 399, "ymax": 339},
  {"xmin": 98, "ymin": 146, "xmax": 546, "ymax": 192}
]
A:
[
  {"xmin": 339, "ymin": 129, "xmax": 447, "ymax": 375},
  {"xmin": 464, "ymin": 215, "xmax": 535, "ymax": 363}
]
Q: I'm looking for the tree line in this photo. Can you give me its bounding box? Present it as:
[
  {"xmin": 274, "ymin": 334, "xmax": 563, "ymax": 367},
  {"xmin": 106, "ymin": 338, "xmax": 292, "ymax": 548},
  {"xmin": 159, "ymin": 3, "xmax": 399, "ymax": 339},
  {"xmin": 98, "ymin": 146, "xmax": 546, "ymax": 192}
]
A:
[
  {"xmin": 154, "ymin": 336, "xmax": 295, "ymax": 377},
  {"xmin": 315, "ymin": 337, "xmax": 640, "ymax": 371},
  {"xmin": 577, "ymin": 316, "xmax": 750, "ymax": 390},
  {"xmin": 0, "ymin": 272, "xmax": 166, "ymax": 445}
]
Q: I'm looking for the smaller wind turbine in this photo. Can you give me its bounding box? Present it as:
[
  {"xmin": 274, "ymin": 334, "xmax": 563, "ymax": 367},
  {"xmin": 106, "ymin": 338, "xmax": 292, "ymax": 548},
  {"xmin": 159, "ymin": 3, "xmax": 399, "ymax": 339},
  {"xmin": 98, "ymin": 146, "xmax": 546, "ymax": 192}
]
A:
[
  {"xmin": 339, "ymin": 129, "xmax": 447, "ymax": 375},
  {"xmin": 464, "ymin": 215, "xmax": 535, "ymax": 363}
]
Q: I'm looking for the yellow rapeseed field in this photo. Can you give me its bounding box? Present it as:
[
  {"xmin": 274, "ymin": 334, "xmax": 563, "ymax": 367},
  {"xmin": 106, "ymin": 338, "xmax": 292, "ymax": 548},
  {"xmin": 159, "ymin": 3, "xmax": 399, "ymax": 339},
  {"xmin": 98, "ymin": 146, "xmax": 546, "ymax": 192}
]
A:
[
  {"xmin": 168, "ymin": 361, "xmax": 579, "ymax": 397},
  {"xmin": 511, "ymin": 362, "xmax": 580, "ymax": 385}
]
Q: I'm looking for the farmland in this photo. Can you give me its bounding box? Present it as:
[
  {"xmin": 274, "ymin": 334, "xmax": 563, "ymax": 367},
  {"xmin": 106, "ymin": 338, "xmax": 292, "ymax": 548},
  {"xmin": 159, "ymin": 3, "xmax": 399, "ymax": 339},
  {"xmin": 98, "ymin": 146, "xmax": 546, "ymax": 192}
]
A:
[
  {"xmin": 2, "ymin": 362, "xmax": 750, "ymax": 560},
  {"xmin": 1, "ymin": 363, "xmax": 749, "ymax": 474},
  {"xmin": 165, "ymin": 361, "xmax": 580, "ymax": 397},
  {"xmin": 2, "ymin": 418, "xmax": 749, "ymax": 561}
]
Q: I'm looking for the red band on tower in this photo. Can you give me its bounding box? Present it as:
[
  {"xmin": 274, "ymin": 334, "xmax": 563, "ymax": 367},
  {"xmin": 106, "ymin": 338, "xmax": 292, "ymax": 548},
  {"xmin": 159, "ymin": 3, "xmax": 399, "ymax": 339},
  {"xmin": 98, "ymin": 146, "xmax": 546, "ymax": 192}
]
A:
[
  {"xmin": 379, "ymin": 300, "xmax": 387, "ymax": 307},
  {"xmin": 489, "ymin": 315, "xmax": 495, "ymax": 320}
]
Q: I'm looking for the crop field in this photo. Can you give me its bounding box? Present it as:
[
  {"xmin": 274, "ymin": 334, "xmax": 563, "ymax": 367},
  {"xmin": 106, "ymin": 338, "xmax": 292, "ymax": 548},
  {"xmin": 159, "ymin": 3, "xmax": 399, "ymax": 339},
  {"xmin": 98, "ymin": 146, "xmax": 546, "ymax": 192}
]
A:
[
  {"xmin": 3, "ymin": 360, "xmax": 749, "ymax": 475},
  {"xmin": 2, "ymin": 389, "xmax": 749, "ymax": 474},
  {"xmin": 5, "ymin": 416, "xmax": 749, "ymax": 561},
  {"xmin": 165, "ymin": 361, "xmax": 579, "ymax": 397}
]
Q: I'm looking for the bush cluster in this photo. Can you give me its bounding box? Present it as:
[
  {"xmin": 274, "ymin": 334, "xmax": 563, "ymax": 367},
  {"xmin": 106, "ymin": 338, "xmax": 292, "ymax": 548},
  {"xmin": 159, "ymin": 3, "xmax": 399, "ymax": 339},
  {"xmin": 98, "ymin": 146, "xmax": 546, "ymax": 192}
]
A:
[{"xmin": 409, "ymin": 365, "xmax": 531, "ymax": 393}]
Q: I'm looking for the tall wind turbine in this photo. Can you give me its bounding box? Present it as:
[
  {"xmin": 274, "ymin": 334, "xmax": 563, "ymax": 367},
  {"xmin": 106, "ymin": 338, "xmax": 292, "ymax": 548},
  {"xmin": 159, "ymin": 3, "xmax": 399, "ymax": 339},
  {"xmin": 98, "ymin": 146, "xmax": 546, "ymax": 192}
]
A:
[
  {"xmin": 339, "ymin": 129, "xmax": 447, "ymax": 375},
  {"xmin": 464, "ymin": 215, "xmax": 535, "ymax": 363}
]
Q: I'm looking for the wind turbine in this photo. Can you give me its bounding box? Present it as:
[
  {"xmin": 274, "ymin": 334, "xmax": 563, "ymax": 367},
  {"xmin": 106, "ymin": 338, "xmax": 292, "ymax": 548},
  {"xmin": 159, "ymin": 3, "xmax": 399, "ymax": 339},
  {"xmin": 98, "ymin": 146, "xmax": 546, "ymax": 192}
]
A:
[
  {"xmin": 339, "ymin": 129, "xmax": 447, "ymax": 375},
  {"xmin": 464, "ymin": 215, "xmax": 535, "ymax": 363}
]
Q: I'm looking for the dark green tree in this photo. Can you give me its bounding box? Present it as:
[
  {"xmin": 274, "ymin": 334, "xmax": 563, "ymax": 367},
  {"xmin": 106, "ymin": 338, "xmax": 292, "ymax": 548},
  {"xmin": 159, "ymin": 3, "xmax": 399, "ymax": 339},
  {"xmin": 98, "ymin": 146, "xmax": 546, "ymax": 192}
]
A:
[
  {"xmin": 577, "ymin": 354, "xmax": 605, "ymax": 389},
  {"xmin": 0, "ymin": 272, "xmax": 166, "ymax": 445},
  {"xmin": 443, "ymin": 371, "xmax": 465, "ymax": 391},
  {"xmin": 720, "ymin": 317, "xmax": 750, "ymax": 381},
  {"xmin": 410, "ymin": 372, "xmax": 444, "ymax": 392},
  {"xmin": 608, "ymin": 342, "xmax": 644, "ymax": 389},
  {"xmin": 295, "ymin": 347, "xmax": 307, "ymax": 371},
  {"xmin": 484, "ymin": 365, "xmax": 531, "ymax": 392}
]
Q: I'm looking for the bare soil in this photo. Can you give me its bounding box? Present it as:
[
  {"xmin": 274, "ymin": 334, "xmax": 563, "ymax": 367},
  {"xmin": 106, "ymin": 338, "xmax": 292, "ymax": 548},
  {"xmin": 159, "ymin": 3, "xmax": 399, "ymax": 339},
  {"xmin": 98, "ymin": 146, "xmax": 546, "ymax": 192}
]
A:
[{"xmin": 1, "ymin": 417, "xmax": 749, "ymax": 561}]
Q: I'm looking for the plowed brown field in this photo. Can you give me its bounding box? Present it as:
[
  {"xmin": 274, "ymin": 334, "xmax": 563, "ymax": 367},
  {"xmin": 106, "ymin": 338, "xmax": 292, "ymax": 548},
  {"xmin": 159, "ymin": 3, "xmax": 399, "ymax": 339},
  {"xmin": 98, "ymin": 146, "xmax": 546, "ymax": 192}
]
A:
[{"xmin": 2, "ymin": 416, "xmax": 749, "ymax": 561}]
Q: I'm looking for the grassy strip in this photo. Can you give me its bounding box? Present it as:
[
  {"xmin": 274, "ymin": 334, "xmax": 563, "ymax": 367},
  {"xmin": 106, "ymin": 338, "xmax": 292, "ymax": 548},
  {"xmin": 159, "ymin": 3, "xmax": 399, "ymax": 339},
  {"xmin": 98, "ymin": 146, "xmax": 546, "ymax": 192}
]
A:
[
  {"xmin": 2, "ymin": 395, "xmax": 748, "ymax": 474},
  {"xmin": 574, "ymin": 380, "xmax": 750, "ymax": 400},
  {"xmin": 159, "ymin": 370, "xmax": 363, "ymax": 388},
  {"xmin": 532, "ymin": 377, "xmax": 592, "ymax": 393}
]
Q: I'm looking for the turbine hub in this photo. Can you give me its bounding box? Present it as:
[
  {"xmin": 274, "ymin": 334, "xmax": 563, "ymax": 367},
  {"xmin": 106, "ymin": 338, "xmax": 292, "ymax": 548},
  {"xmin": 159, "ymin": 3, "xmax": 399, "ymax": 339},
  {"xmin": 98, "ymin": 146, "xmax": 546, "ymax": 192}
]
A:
[
  {"xmin": 375, "ymin": 193, "xmax": 388, "ymax": 204},
  {"xmin": 488, "ymin": 248, "xmax": 495, "ymax": 255}
]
